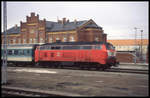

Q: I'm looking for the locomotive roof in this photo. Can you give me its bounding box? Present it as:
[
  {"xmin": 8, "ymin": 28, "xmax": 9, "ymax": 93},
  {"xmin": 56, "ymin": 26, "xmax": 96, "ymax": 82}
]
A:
[{"xmin": 42, "ymin": 42, "xmax": 112, "ymax": 46}]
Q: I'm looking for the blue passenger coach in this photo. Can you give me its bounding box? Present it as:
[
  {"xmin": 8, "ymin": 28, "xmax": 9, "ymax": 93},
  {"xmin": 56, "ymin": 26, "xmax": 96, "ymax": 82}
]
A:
[{"xmin": 1, "ymin": 44, "xmax": 36, "ymax": 65}]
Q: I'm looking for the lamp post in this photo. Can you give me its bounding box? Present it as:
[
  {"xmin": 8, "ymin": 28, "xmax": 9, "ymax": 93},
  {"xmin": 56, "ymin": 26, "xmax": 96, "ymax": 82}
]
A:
[
  {"xmin": 140, "ymin": 30, "xmax": 143, "ymax": 61},
  {"xmin": 2, "ymin": 1, "xmax": 7, "ymax": 84},
  {"xmin": 134, "ymin": 27, "xmax": 140, "ymax": 64}
]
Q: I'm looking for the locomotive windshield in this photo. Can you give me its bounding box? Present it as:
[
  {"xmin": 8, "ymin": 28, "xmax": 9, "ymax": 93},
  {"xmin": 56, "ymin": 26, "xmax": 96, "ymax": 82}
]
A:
[{"xmin": 106, "ymin": 44, "xmax": 115, "ymax": 50}]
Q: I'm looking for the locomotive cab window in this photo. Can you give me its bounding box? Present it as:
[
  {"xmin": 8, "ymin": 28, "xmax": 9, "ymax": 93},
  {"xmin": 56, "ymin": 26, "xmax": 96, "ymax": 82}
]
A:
[
  {"xmin": 63, "ymin": 45, "xmax": 80, "ymax": 50},
  {"xmin": 82, "ymin": 46, "xmax": 92, "ymax": 49},
  {"xmin": 95, "ymin": 45, "xmax": 101, "ymax": 49},
  {"xmin": 40, "ymin": 46, "xmax": 45, "ymax": 50},
  {"xmin": 51, "ymin": 46, "xmax": 61, "ymax": 50}
]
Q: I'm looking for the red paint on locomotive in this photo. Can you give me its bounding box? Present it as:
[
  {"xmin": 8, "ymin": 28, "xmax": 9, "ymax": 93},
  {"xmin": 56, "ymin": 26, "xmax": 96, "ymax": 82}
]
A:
[{"xmin": 34, "ymin": 44, "xmax": 112, "ymax": 65}]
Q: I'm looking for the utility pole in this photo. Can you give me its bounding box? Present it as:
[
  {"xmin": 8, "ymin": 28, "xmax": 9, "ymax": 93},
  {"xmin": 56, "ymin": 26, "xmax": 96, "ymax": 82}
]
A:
[
  {"xmin": 134, "ymin": 27, "xmax": 137, "ymax": 64},
  {"xmin": 140, "ymin": 30, "xmax": 143, "ymax": 61},
  {"xmin": 134, "ymin": 27, "xmax": 139, "ymax": 64},
  {"xmin": 2, "ymin": 1, "xmax": 7, "ymax": 84}
]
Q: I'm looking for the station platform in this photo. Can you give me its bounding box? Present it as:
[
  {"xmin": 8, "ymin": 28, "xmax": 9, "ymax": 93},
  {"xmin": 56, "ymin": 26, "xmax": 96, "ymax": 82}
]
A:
[{"xmin": 2, "ymin": 66, "xmax": 149, "ymax": 96}]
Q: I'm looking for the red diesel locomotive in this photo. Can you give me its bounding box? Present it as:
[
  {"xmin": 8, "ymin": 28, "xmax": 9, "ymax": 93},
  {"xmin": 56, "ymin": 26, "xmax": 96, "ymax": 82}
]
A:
[{"xmin": 35, "ymin": 42, "xmax": 117, "ymax": 69}]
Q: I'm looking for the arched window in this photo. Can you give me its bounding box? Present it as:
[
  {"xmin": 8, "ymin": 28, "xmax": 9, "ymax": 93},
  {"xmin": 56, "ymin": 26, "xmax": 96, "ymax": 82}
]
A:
[
  {"xmin": 95, "ymin": 37, "xmax": 99, "ymax": 42},
  {"xmin": 63, "ymin": 37, "xmax": 67, "ymax": 42},
  {"xmin": 40, "ymin": 38, "xmax": 43, "ymax": 43},
  {"xmin": 70, "ymin": 36, "xmax": 75, "ymax": 42},
  {"xmin": 49, "ymin": 37, "xmax": 53, "ymax": 43}
]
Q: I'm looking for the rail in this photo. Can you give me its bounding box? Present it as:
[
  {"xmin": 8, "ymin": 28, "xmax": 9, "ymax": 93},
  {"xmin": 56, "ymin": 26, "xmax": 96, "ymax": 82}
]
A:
[
  {"xmin": 2, "ymin": 86, "xmax": 82, "ymax": 97},
  {"xmin": 105, "ymin": 68, "xmax": 148, "ymax": 74}
]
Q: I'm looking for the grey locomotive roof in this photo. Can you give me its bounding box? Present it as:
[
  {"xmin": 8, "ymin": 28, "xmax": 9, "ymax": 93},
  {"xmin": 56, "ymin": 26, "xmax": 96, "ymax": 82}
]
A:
[{"xmin": 3, "ymin": 20, "xmax": 102, "ymax": 34}]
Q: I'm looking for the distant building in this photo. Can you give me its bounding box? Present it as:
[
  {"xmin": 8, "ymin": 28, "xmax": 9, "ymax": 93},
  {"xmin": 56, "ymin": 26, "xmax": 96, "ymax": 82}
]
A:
[
  {"xmin": 108, "ymin": 39, "xmax": 149, "ymax": 62},
  {"xmin": 1, "ymin": 12, "xmax": 107, "ymax": 45},
  {"xmin": 107, "ymin": 39, "xmax": 148, "ymax": 54}
]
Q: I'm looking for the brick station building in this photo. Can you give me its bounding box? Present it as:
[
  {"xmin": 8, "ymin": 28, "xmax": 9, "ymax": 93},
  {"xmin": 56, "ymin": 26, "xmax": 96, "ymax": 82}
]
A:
[{"xmin": 1, "ymin": 12, "xmax": 107, "ymax": 45}]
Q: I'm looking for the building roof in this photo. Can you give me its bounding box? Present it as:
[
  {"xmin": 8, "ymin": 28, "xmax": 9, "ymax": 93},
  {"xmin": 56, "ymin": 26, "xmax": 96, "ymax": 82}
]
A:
[
  {"xmin": 45, "ymin": 20, "xmax": 87, "ymax": 32},
  {"xmin": 2, "ymin": 26, "xmax": 21, "ymax": 34},
  {"xmin": 3, "ymin": 19, "xmax": 102, "ymax": 34},
  {"xmin": 46, "ymin": 20, "xmax": 101, "ymax": 32},
  {"xmin": 107, "ymin": 39, "xmax": 149, "ymax": 46}
]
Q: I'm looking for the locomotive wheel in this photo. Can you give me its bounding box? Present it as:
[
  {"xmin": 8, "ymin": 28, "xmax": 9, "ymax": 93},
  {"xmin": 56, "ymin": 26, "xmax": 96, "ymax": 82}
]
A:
[
  {"xmin": 60, "ymin": 64, "xmax": 64, "ymax": 68},
  {"xmin": 79, "ymin": 64, "xmax": 84, "ymax": 70},
  {"xmin": 87, "ymin": 65, "xmax": 91, "ymax": 70}
]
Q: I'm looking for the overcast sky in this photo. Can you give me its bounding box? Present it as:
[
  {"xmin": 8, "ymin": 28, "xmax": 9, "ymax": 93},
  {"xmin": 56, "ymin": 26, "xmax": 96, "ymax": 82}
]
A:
[{"xmin": 1, "ymin": 1, "xmax": 149, "ymax": 40}]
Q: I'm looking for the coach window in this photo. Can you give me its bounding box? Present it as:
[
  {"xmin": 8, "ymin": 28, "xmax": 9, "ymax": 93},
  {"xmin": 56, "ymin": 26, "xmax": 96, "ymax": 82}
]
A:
[
  {"xmin": 8, "ymin": 50, "xmax": 12, "ymax": 55},
  {"xmin": 27, "ymin": 50, "xmax": 30, "ymax": 55},
  {"xmin": 20, "ymin": 50, "xmax": 25, "ymax": 55},
  {"xmin": 14, "ymin": 50, "xmax": 18, "ymax": 55}
]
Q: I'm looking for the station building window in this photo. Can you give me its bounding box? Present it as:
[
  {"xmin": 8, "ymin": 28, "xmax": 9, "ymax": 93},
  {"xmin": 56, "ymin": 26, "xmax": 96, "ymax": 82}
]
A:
[
  {"xmin": 49, "ymin": 37, "xmax": 53, "ymax": 43},
  {"xmin": 18, "ymin": 38, "xmax": 21, "ymax": 44},
  {"xmin": 30, "ymin": 38, "xmax": 33, "ymax": 43},
  {"xmin": 40, "ymin": 38, "xmax": 43, "ymax": 43},
  {"xmin": 70, "ymin": 36, "xmax": 75, "ymax": 42},
  {"xmin": 33, "ymin": 38, "xmax": 36, "ymax": 43},
  {"xmin": 13, "ymin": 39, "xmax": 16, "ymax": 44},
  {"xmin": 95, "ymin": 37, "xmax": 99, "ymax": 42},
  {"xmin": 30, "ymin": 29, "xmax": 34, "ymax": 34},
  {"xmin": 63, "ymin": 37, "xmax": 67, "ymax": 42},
  {"xmin": 23, "ymin": 39, "xmax": 26, "ymax": 44}
]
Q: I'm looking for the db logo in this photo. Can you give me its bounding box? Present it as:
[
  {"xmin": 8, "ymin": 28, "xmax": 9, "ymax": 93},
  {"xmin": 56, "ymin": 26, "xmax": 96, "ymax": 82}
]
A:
[{"xmin": 57, "ymin": 52, "xmax": 60, "ymax": 56}]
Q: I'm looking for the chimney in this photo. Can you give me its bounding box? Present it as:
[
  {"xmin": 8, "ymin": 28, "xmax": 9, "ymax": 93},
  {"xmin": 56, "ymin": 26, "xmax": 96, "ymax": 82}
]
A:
[
  {"xmin": 62, "ymin": 17, "xmax": 66, "ymax": 25},
  {"xmin": 31, "ymin": 12, "xmax": 35, "ymax": 17},
  {"xmin": 15, "ymin": 24, "xmax": 18, "ymax": 29},
  {"xmin": 44, "ymin": 18, "xmax": 46, "ymax": 22},
  {"xmin": 67, "ymin": 19, "xmax": 69, "ymax": 23},
  {"xmin": 37, "ymin": 14, "xmax": 39, "ymax": 18},
  {"xmin": 74, "ymin": 19, "xmax": 77, "ymax": 24},
  {"xmin": 57, "ymin": 16, "xmax": 61, "ymax": 23}
]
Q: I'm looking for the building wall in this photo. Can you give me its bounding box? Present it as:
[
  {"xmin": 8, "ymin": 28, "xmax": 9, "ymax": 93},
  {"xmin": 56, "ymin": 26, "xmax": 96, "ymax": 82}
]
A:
[
  {"xmin": 46, "ymin": 30, "xmax": 77, "ymax": 43},
  {"xmin": 20, "ymin": 13, "xmax": 46, "ymax": 44},
  {"xmin": 77, "ymin": 28, "xmax": 105, "ymax": 42}
]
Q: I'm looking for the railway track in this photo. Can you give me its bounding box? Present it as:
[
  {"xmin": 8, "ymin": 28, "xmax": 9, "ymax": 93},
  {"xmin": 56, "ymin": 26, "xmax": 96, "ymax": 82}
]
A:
[
  {"xmin": 2, "ymin": 86, "xmax": 82, "ymax": 97},
  {"xmin": 105, "ymin": 68, "xmax": 148, "ymax": 74},
  {"xmin": 7, "ymin": 63, "xmax": 148, "ymax": 74}
]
